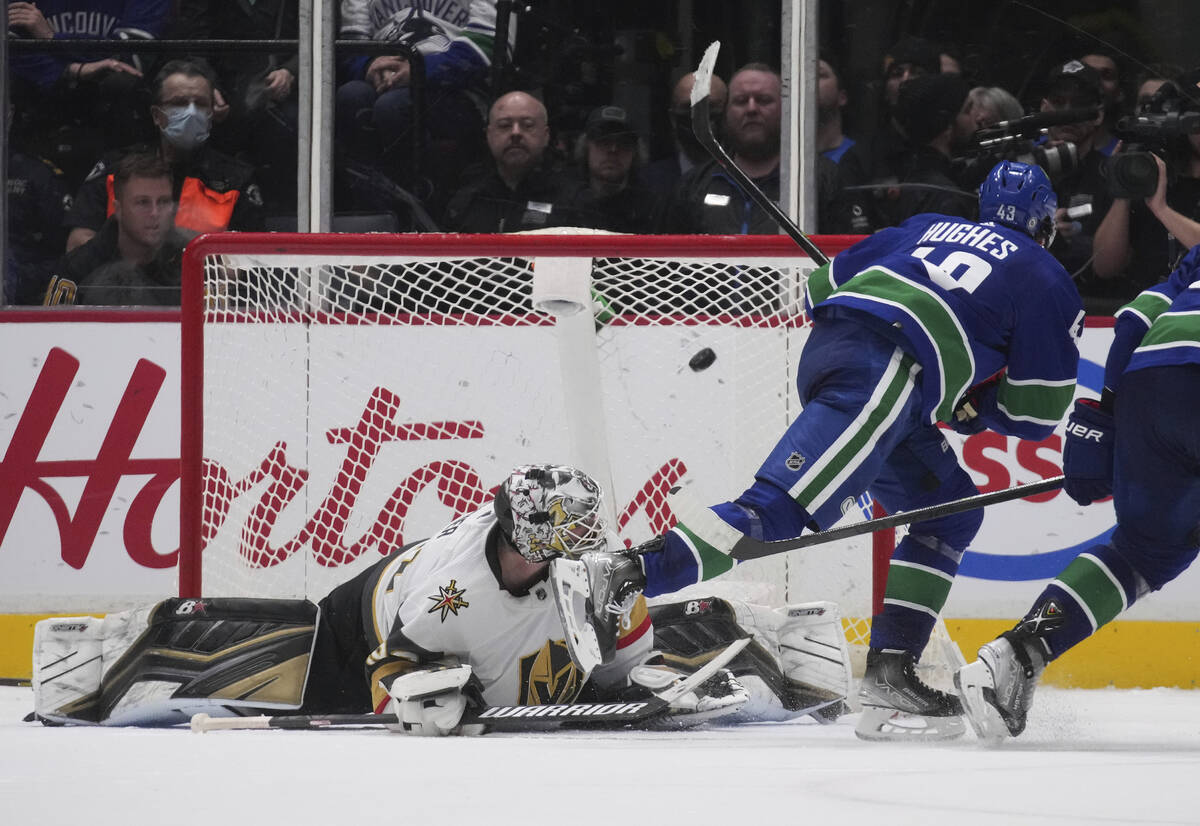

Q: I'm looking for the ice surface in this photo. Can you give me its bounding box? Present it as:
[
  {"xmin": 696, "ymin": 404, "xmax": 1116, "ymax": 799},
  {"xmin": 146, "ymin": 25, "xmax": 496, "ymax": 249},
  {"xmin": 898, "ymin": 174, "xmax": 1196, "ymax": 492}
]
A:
[{"xmin": 3, "ymin": 684, "xmax": 1199, "ymax": 825}]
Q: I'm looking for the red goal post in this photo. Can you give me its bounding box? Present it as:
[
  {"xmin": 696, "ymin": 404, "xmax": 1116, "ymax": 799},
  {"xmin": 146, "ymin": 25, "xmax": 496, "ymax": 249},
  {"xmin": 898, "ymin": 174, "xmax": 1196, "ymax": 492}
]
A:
[{"xmin": 179, "ymin": 231, "xmax": 888, "ymax": 656}]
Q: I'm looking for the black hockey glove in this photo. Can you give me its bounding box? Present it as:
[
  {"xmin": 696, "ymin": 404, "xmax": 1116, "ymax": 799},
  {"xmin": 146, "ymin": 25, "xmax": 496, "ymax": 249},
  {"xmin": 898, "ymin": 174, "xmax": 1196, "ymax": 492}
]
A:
[{"xmin": 1062, "ymin": 398, "xmax": 1115, "ymax": 506}]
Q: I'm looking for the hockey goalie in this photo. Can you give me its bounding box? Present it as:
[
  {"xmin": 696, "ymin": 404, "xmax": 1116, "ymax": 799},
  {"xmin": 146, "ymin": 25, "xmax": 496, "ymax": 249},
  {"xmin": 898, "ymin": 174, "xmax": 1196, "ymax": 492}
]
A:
[{"xmin": 31, "ymin": 465, "xmax": 853, "ymax": 734}]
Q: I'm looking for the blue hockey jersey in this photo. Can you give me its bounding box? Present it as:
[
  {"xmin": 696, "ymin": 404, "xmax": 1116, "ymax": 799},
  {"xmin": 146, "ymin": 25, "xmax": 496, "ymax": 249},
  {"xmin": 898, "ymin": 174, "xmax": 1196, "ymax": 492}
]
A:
[
  {"xmin": 9, "ymin": 0, "xmax": 171, "ymax": 89},
  {"xmin": 1105, "ymin": 244, "xmax": 1200, "ymax": 391},
  {"xmin": 805, "ymin": 213, "xmax": 1084, "ymax": 439}
]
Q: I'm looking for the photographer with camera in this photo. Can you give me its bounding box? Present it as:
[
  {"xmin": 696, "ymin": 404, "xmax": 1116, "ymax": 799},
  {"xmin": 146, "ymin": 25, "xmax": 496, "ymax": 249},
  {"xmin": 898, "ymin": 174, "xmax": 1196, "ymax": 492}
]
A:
[
  {"xmin": 1089, "ymin": 70, "xmax": 1200, "ymax": 312},
  {"xmin": 1036, "ymin": 60, "xmax": 1113, "ymax": 282}
]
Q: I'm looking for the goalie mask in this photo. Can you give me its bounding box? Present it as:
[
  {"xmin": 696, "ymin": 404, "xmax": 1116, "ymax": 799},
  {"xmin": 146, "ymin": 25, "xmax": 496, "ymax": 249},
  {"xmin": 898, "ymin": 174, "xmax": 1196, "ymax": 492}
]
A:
[{"xmin": 493, "ymin": 465, "xmax": 609, "ymax": 562}]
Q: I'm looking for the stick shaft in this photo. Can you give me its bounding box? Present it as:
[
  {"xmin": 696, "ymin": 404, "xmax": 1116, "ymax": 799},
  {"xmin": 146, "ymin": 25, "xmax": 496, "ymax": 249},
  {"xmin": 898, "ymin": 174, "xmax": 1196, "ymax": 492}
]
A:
[
  {"xmin": 191, "ymin": 699, "xmax": 670, "ymax": 733},
  {"xmin": 729, "ymin": 475, "xmax": 1064, "ymax": 560}
]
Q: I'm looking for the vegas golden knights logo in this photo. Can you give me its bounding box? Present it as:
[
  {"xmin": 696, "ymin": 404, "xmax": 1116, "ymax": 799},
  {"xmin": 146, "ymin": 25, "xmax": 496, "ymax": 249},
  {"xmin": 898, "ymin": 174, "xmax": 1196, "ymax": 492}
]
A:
[{"xmin": 517, "ymin": 640, "xmax": 583, "ymax": 705}]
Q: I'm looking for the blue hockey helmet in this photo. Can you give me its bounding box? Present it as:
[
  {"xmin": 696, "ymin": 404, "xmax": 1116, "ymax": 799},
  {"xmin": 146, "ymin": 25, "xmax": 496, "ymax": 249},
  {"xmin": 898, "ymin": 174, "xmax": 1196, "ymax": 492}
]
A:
[{"xmin": 978, "ymin": 160, "xmax": 1058, "ymax": 241}]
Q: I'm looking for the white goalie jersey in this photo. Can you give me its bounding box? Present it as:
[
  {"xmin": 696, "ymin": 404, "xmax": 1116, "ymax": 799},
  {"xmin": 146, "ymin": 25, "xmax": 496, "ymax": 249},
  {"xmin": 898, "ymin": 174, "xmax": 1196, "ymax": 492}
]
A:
[{"xmin": 364, "ymin": 504, "xmax": 653, "ymax": 710}]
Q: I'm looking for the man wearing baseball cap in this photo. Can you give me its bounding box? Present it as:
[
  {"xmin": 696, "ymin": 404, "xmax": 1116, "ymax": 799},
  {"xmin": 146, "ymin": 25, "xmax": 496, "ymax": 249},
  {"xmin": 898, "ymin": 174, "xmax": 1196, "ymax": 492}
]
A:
[
  {"xmin": 1039, "ymin": 59, "xmax": 1111, "ymax": 281},
  {"xmin": 571, "ymin": 105, "xmax": 658, "ymax": 233}
]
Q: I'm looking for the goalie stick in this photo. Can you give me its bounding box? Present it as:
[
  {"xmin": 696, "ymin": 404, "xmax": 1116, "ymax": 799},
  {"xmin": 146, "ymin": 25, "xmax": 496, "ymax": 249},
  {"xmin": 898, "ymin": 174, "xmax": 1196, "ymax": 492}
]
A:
[
  {"xmin": 666, "ymin": 476, "xmax": 1064, "ymax": 561},
  {"xmin": 191, "ymin": 637, "xmax": 751, "ymax": 733},
  {"xmin": 190, "ymin": 701, "xmax": 665, "ymax": 733},
  {"xmin": 690, "ymin": 41, "xmax": 829, "ymax": 266}
]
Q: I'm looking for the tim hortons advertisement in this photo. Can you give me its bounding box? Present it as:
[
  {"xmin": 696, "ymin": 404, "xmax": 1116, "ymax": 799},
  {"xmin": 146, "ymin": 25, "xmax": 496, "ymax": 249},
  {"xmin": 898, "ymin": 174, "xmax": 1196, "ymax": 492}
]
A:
[{"xmin": 1, "ymin": 316, "xmax": 1196, "ymax": 620}]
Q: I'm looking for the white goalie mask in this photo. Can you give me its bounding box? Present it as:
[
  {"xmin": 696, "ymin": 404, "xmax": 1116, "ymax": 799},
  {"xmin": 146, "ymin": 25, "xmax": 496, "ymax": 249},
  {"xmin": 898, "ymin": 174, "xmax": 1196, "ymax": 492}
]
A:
[{"xmin": 493, "ymin": 465, "xmax": 610, "ymax": 562}]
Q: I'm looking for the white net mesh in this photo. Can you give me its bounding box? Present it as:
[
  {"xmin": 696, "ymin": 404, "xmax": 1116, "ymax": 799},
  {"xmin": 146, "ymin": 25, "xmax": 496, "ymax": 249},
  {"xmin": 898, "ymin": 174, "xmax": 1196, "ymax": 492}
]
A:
[{"xmin": 181, "ymin": 233, "xmax": 881, "ymax": 654}]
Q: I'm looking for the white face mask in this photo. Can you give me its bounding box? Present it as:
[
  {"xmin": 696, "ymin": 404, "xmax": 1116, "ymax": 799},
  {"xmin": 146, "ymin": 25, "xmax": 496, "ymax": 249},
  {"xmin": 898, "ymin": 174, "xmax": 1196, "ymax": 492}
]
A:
[{"xmin": 159, "ymin": 102, "xmax": 211, "ymax": 151}]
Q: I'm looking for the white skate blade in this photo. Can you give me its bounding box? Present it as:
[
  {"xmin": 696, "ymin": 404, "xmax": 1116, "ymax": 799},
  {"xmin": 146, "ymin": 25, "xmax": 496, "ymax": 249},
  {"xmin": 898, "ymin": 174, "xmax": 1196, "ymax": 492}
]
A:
[
  {"xmin": 954, "ymin": 660, "xmax": 1009, "ymax": 745},
  {"xmin": 854, "ymin": 706, "xmax": 965, "ymax": 742}
]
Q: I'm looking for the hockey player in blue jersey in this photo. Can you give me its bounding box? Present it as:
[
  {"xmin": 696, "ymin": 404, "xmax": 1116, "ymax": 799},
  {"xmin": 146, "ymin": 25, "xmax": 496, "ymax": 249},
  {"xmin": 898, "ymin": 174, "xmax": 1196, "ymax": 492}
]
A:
[
  {"xmin": 609, "ymin": 160, "xmax": 1084, "ymax": 741},
  {"xmin": 956, "ymin": 244, "xmax": 1200, "ymax": 743}
]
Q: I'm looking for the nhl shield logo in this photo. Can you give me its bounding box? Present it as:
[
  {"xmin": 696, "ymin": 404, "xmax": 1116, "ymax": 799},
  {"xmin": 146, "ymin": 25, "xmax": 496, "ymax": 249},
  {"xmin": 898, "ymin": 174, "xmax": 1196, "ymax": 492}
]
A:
[{"xmin": 785, "ymin": 452, "xmax": 806, "ymax": 472}]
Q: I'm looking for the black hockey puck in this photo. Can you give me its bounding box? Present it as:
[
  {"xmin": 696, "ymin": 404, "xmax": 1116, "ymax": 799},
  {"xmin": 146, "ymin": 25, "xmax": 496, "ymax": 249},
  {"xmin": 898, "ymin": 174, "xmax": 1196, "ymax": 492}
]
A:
[{"xmin": 689, "ymin": 347, "xmax": 717, "ymax": 371}]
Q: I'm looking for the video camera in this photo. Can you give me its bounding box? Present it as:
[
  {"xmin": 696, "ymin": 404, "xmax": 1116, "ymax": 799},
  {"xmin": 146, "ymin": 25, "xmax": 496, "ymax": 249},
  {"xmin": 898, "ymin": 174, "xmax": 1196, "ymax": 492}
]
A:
[
  {"xmin": 1109, "ymin": 82, "xmax": 1200, "ymax": 199},
  {"xmin": 953, "ymin": 107, "xmax": 1099, "ymax": 189}
]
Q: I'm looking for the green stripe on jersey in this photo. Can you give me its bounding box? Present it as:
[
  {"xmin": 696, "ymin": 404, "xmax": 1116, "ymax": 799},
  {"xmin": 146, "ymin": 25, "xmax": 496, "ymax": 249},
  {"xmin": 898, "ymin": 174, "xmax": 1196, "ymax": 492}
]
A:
[
  {"xmin": 1118, "ymin": 290, "xmax": 1172, "ymax": 325},
  {"xmin": 834, "ymin": 268, "xmax": 973, "ymax": 421},
  {"xmin": 792, "ymin": 351, "xmax": 916, "ymax": 508},
  {"xmin": 1056, "ymin": 554, "xmax": 1126, "ymax": 629},
  {"xmin": 673, "ymin": 523, "xmax": 735, "ymax": 583},
  {"xmin": 806, "ymin": 263, "xmax": 838, "ymax": 306},
  {"xmin": 997, "ymin": 378, "xmax": 1076, "ymax": 425},
  {"xmin": 884, "ymin": 561, "xmax": 954, "ymax": 614},
  {"xmin": 460, "ymin": 31, "xmax": 494, "ymax": 57},
  {"xmin": 1138, "ymin": 311, "xmax": 1200, "ymax": 350}
]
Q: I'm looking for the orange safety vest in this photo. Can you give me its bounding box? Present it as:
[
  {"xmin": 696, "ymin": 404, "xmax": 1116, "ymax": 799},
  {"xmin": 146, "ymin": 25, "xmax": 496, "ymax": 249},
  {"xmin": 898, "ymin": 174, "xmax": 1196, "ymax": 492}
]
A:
[{"xmin": 106, "ymin": 174, "xmax": 240, "ymax": 234}]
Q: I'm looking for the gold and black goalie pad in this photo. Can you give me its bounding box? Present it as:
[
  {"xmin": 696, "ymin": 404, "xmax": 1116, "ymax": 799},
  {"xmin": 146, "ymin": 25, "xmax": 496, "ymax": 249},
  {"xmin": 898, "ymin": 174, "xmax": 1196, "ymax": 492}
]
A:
[
  {"xmin": 648, "ymin": 597, "xmax": 842, "ymax": 714},
  {"xmin": 98, "ymin": 597, "xmax": 319, "ymax": 726}
]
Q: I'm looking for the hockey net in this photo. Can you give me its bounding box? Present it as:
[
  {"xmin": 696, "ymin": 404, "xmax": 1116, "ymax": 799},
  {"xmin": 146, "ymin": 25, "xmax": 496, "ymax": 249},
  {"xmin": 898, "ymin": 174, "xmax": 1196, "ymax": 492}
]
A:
[{"xmin": 180, "ymin": 231, "xmax": 892, "ymax": 672}]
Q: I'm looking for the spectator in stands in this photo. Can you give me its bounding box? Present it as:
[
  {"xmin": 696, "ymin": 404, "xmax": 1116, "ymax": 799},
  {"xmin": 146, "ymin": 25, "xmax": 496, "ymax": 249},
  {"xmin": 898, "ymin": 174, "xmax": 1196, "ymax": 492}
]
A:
[
  {"xmin": 5, "ymin": 101, "xmax": 73, "ymax": 305},
  {"xmin": 660, "ymin": 63, "xmax": 784, "ymax": 235},
  {"xmin": 950, "ymin": 86, "xmax": 1027, "ymax": 194},
  {"xmin": 880, "ymin": 37, "xmax": 941, "ymax": 112},
  {"xmin": 1089, "ymin": 68, "xmax": 1200, "ymax": 313},
  {"xmin": 165, "ymin": 0, "xmax": 301, "ymax": 216},
  {"xmin": 840, "ymin": 35, "xmax": 942, "ymax": 231},
  {"xmin": 7, "ymin": 0, "xmax": 172, "ymax": 186},
  {"xmin": 64, "ymin": 59, "xmax": 265, "ymax": 253},
  {"xmin": 335, "ymin": 0, "xmax": 511, "ymax": 214},
  {"xmin": 570, "ymin": 106, "xmax": 659, "ymax": 234},
  {"xmin": 661, "ymin": 63, "xmax": 850, "ymax": 236},
  {"xmin": 672, "ymin": 64, "xmax": 847, "ymax": 235},
  {"xmin": 817, "ymin": 52, "xmax": 855, "ymax": 164},
  {"xmin": 1038, "ymin": 59, "xmax": 1112, "ymax": 281},
  {"xmin": 890, "ymin": 71, "xmax": 977, "ymax": 223},
  {"xmin": 964, "ymin": 86, "xmax": 1024, "ymax": 131},
  {"xmin": 641, "ymin": 70, "xmax": 729, "ymax": 202},
  {"xmin": 1081, "ymin": 51, "xmax": 1128, "ymax": 158},
  {"xmin": 46, "ymin": 153, "xmax": 194, "ymax": 306},
  {"xmin": 442, "ymin": 91, "xmax": 587, "ymax": 232},
  {"xmin": 1132, "ymin": 64, "xmax": 1184, "ymax": 110}
]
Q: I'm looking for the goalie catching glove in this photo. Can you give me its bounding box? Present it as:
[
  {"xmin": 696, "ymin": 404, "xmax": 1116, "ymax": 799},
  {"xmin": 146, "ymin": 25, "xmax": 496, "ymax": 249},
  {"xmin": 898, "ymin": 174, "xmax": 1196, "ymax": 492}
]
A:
[{"xmin": 384, "ymin": 664, "xmax": 486, "ymax": 737}]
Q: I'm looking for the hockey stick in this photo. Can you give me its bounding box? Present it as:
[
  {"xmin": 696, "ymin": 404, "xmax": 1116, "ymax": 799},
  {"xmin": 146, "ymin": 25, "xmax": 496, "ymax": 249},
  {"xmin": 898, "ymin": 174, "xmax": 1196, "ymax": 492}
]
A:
[
  {"xmin": 690, "ymin": 41, "xmax": 829, "ymax": 266},
  {"xmin": 191, "ymin": 636, "xmax": 751, "ymax": 734},
  {"xmin": 666, "ymin": 476, "xmax": 1064, "ymax": 562},
  {"xmin": 190, "ymin": 701, "xmax": 665, "ymax": 733}
]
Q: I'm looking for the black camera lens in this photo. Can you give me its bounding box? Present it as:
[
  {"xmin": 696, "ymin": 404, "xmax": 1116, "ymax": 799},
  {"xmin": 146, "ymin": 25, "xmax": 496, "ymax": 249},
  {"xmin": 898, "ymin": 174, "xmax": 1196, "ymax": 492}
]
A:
[{"xmin": 1109, "ymin": 152, "xmax": 1159, "ymax": 200}]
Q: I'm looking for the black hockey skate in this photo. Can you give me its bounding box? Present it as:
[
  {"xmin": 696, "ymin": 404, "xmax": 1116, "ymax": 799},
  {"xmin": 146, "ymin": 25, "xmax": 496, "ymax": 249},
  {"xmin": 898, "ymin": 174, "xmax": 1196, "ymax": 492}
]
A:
[
  {"xmin": 955, "ymin": 629, "xmax": 1048, "ymax": 743},
  {"xmin": 855, "ymin": 648, "xmax": 965, "ymax": 741}
]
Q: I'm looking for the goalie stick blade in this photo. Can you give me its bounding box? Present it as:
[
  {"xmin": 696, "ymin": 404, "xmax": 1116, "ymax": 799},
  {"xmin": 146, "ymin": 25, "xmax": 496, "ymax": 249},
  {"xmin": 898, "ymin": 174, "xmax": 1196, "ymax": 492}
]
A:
[
  {"xmin": 690, "ymin": 41, "xmax": 721, "ymax": 107},
  {"xmin": 689, "ymin": 41, "xmax": 829, "ymax": 266},
  {"xmin": 728, "ymin": 476, "xmax": 1065, "ymax": 561}
]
